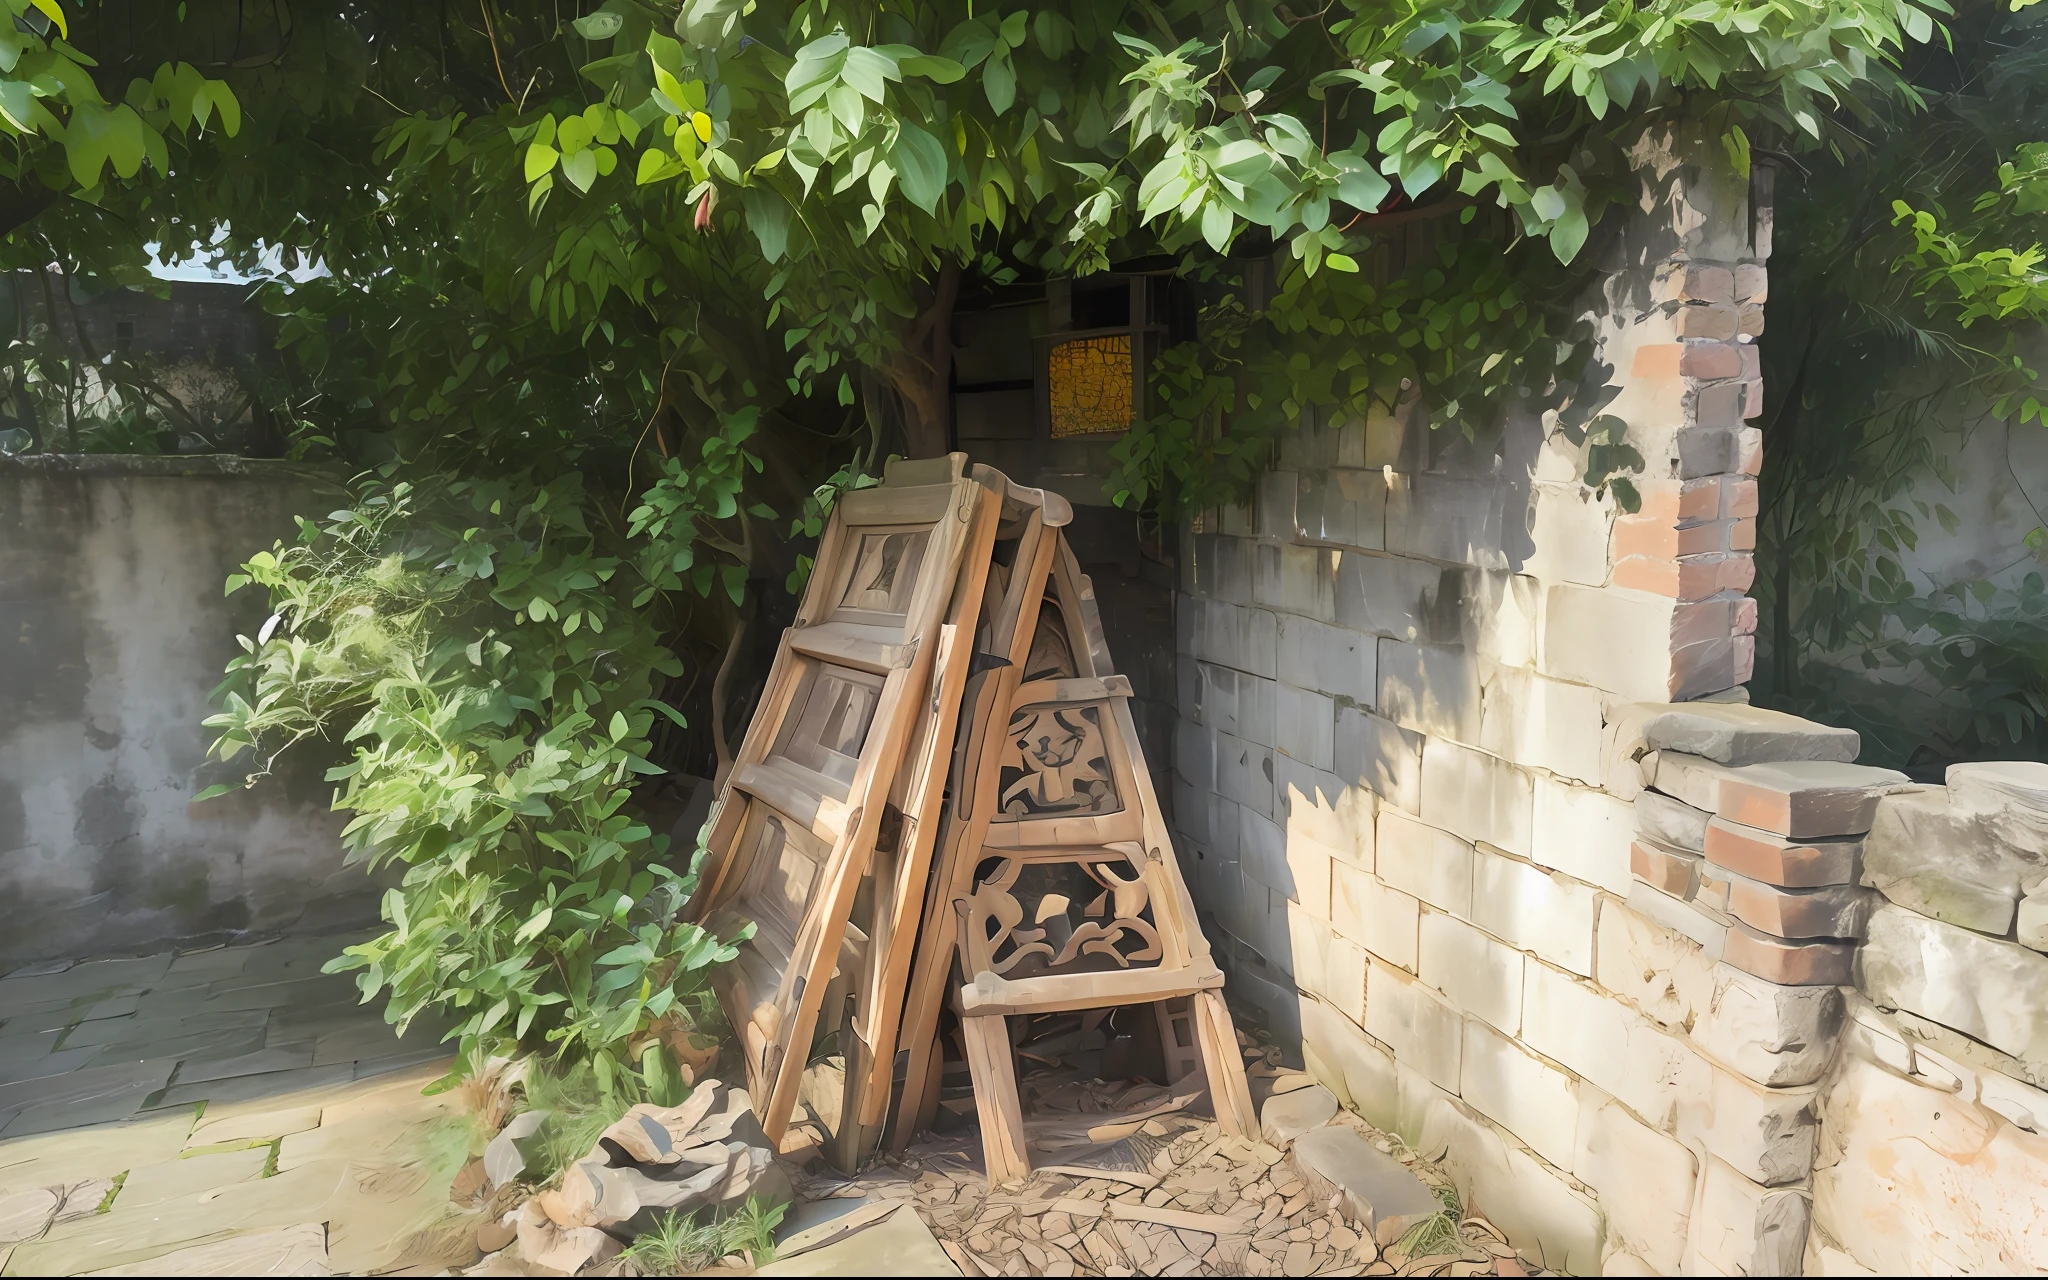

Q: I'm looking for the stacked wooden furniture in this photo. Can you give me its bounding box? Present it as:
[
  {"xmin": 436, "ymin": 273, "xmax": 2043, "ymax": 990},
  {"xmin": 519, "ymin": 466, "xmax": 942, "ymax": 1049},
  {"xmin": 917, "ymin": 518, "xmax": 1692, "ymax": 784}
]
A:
[{"xmin": 688, "ymin": 454, "xmax": 1256, "ymax": 1181}]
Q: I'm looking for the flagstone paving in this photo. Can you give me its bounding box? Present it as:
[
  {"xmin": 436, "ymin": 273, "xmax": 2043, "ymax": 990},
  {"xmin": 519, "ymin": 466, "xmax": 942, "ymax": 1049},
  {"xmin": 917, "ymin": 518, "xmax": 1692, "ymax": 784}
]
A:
[{"xmin": 0, "ymin": 935, "xmax": 485, "ymax": 1275}]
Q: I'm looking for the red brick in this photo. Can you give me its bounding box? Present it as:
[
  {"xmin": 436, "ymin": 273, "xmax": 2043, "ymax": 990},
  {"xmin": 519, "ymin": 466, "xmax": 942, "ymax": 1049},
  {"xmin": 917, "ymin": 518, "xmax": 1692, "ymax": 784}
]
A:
[
  {"xmin": 1664, "ymin": 263, "xmax": 1736, "ymax": 303},
  {"xmin": 1739, "ymin": 345, "xmax": 1761, "ymax": 380},
  {"xmin": 1691, "ymin": 381, "xmax": 1746, "ymax": 429},
  {"xmin": 1718, "ymin": 555, "xmax": 1756, "ymax": 594},
  {"xmin": 1705, "ymin": 817, "xmax": 1860, "ymax": 887},
  {"xmin": 1730, "ymin": 517, "xmax": 1757, "ymax": 552},
  {"xmin": 1613, "ymin": 516, "xmax": 1678, "ymax": 561},
  {"xmin": 1722, "ymin": 922, "xmax": 1853, "ymax": 985},
  {"xmin": 1681, "ymin": 342, "xmax": 1743, "ymax": 380},
  {"xmin": 1672, "ymin": 599, "xmax": 1737, "ymax": 648},
  {"xmin": 1737, "ymin": 427, "xmax": 1763, "ymax": 476},
  {"xmin": 1735, "ymin": 597, "xmax": 1759, "ymax": 635},
  {"xmin": 1613, "ymin": 517, "xmax": 1729, "ymax": 561},
  {"xmin": 1742, "ymin": 379, "xmax": 1764, "ymax": 420},
  {"xmin": 1713, "ymin": 761, "xmax": 1909, "ymax": 839},
  {"xmin": 1725, "ymin": 479, "xmax": 1759, "ymax": 518},
  {"xmin": 1669, "ymin": 635, "xmax": 1738, "ymax": 700},
  {"xmin": 1633, "ymin": 839, "xmax": 1703, "ymax": 898},
  {"xmin": 1735, "ymin": 263, "xmax": 1767, "ymax": 302},
  {"xmin": 1734, "ymin": 634, "xmax": 1756, "ymax": 684},
  {"xmin": 1725, "ymin": 877, "xmax": 1874, "ymax": 940},
  {"xmin": 1738, "ymin": 303, "xmax": 1765, "ymax": 338},
  {"xmin": 1676, "ymin": 304, "xmax": 1739, "ymax": 341}
]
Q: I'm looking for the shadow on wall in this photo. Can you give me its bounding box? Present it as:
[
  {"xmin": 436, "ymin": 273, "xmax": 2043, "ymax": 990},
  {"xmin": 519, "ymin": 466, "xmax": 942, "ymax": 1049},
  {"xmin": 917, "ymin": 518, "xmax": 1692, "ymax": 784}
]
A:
[
  {"xmin": 0, "ymin": 456, "xmax": 381, "ymax": 964},
  {"xmin": 1172, "ymin": 399, "xmax": 1579, "ymax": 1046}
]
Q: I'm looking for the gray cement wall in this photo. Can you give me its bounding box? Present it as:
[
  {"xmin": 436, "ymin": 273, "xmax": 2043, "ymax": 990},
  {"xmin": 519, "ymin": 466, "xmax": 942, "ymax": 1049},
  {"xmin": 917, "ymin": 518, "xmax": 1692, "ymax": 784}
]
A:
[{"xmin": 0, "ymin": 455, "xmax": 374, "ymax": 963}]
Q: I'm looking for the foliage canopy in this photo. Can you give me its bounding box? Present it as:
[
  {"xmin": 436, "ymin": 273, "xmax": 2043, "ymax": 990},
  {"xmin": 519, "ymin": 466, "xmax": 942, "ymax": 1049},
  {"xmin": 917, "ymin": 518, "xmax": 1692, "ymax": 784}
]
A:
[{"xmin": 0, "ymin": 0, "xmax": 2022, "ymax": 1075}]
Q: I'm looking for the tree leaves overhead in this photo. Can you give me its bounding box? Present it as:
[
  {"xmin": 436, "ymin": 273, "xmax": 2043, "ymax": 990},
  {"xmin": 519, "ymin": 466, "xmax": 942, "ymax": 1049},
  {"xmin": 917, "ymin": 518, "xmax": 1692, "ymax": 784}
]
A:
[{"xmin": 4, "ymin": 0, "xmax": 1985, "ymax": 1080}]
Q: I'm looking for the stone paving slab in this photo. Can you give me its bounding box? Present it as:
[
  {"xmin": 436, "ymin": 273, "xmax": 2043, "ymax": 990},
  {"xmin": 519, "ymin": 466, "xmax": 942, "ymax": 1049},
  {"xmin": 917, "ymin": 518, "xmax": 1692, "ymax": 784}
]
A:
[
  {"xmin": 115, "ymin": 1146, "xmax": 272, "ymax": 1209},
  {"xmin": 0, "ymin": 936, "xmax": 476, "ymax": 1276},
  {"xmin": 80, "ymin": 1222, "xmax": 332, "ymax": 1276}
]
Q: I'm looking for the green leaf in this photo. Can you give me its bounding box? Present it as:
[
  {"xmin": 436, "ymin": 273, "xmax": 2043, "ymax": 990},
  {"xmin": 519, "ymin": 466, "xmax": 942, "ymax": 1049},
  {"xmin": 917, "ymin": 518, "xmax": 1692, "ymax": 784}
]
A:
[
  {"xmin": 192, "ymin": 782, "xmax": 241, "ymax": 802},
  {"xmin": 1722, "ymin": 124, "xmax": 1751, "ymax": 180},
  {"xmin": 203, "ymin": 81, "xmax": 242, "ymax": 136},
  {"xmin": 1549, "ymin": 205, "xmax": 1589, "ymax": 262},
  {"xmin": 892, "ymin": 122, "xmax": 948, "ymax": 213},
  {"xmin": 572, "ymin": 11, "xmax": 624, "ymax": 39},
  {"xmin": 899, "ymin": 54, "xmax": 966, "ymax": 84},
  {"xmin": 31, "ymin": 0, "xmax": 67, "ymax": 40},
  {"xmin": 742, "ymin": 185, "xmax": 791, "ymax": 261},
  {"xmin": 525, "ymin": 142, "xmax": 559, "ymax": 181},
  {"xmin": 1329, "ymin": 150, "xmax": 1390, "ymax": 213},
  {"xmin": 0, "ymin": 80, "xmax": 34, "ymax": 132},
  {"xmin": 983, "ymin": 51, "xmax": 1016, "ymax": 114},
  {"xmin": 842, "ymin": 46, "xmax": 901, "ymax": 103},
  {"xmin": 561, "ymin": 148, "xmax": 599, "ymax": 192}
]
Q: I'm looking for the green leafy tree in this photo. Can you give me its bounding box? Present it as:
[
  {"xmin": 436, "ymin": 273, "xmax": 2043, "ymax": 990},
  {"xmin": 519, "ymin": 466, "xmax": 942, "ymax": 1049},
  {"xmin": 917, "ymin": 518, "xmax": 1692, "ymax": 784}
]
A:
[
  {"xmin": 0, "ymin": 0, "xmax": 1969, "ymax": 1076},
  {"xmin": 1754, "ymin": 0, "xmax": 2048, "ymax": 767}
]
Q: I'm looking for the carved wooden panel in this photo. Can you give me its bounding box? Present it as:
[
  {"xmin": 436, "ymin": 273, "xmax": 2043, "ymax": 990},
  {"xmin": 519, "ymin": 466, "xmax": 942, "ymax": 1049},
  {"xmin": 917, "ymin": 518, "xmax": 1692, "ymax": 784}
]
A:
[
  {"xmin": 993, "ymin": 702, "xmax": 1123, "ymax": 821},
  {"xmin": 962, "ymin": 849, "xmax": 1165, "ymax": 979}
]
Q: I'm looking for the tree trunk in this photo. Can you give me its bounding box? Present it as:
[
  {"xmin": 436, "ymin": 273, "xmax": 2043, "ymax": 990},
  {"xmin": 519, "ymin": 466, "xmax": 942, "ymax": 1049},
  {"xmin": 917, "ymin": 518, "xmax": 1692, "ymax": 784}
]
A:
[{"xmin": 878, "ymin": 261, "xmax": 959, "ymax": 458}]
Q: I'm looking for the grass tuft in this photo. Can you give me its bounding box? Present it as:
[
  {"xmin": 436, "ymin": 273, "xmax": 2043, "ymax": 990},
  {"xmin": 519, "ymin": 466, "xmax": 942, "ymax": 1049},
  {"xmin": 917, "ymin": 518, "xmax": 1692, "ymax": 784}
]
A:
[{"xmin": 620, "ymin": 1198, "xmax": 787, "ymax": 1276}]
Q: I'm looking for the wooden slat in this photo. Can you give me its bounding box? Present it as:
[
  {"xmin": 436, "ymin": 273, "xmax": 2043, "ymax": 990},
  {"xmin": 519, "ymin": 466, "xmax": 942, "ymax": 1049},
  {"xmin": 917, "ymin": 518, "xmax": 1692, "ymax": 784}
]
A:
[
  {"xmin": 956, "ymin": 962, "xmax": 1226, "ymax": 1017},
  {"xmin": 688, "ymin": 638, "xmax": 806, "ymax": 917},
  {"xmin": 980, "ymin": 810, "xmax": 1145, "ymax": 849},
  {"xmin": 887, "ymin": 510, "xmax": 1060, "ymax": 1153},
  {"xmin": 884, "ymin": 452, "xmax": 967, "ymax": 487},
  {"xmin": 786, "ymin": 622, "xmax": 918, "ymax": 673},
  {"xmin": 848, "ymin": 476, "xmax": 1005, "ymax": 1147},
  {"xmin": 753, "ymin": 473, "xmax": 991, "ymax": 1143},
  {"xmin": 1053, "ymin": 538, "xmax": 1116, "ymax": 676},
  {"xmin": 1197, "ymin": 988, "xmax": 1259, "ymax": 1139},
  {"xmin": 728, "ymin": 760, "xmax": 852, "ymax": 844},
  {"xmin": 960, "ymin": 1013, "xmax": 1031, "ymax": 1185},
  {"xmin": 1008, "ymin": 674, "xmax": 1133, "ymax": 706},
  {"xmin": 837, "ymin": 482, "xmax": 957, "ymax": 525}
]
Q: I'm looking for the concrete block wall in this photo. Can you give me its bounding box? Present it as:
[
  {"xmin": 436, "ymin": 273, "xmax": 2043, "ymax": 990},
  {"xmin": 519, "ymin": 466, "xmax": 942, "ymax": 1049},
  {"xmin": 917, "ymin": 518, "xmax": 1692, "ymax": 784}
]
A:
[
  {"xmin": 1170, "ymin": 128, "xmax": 1789, "ymax": 1273},
  {"xmin": 0, "ymin": 455, "xmax": 365, "ymax": 963},
  {"xmin": 1165, "ymin": 131, "xmax": 2048, "ymax": 1274}
]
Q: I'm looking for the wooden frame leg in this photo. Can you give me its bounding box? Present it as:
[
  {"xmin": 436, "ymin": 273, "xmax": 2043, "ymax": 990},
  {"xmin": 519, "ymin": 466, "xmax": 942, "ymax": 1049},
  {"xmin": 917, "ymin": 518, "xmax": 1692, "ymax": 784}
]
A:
[
  {"xmin": 960, "ymin": 1012, "xmax": 1031, "ymax": 1185},
  {"xmin": 1195, "ymin": 990, "xmax": 1258, "ymax": 1140}
]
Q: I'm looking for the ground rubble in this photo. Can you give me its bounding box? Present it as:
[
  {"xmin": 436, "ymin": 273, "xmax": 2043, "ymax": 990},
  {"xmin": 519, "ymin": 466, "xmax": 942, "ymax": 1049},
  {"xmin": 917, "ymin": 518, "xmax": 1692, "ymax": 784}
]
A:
[{"xmin": 449, "ymin": 1038, "xmax": 1548, "ymax": 1279}]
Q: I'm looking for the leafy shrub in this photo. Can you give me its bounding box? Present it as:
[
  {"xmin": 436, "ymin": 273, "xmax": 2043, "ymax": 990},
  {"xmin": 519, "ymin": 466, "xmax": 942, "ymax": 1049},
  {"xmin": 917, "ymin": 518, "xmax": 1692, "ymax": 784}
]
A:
[{"xmin": 203, "ymin": 450, "xmax": 758, "ymax": 1083}]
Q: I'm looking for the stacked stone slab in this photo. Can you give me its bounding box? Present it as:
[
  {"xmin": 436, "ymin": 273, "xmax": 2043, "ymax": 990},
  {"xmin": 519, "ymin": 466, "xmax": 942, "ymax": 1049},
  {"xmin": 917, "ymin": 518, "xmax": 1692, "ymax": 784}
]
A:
[{"xmin": 1806, "ymin": 760, "xmax": 2048, "ymax": 1273}]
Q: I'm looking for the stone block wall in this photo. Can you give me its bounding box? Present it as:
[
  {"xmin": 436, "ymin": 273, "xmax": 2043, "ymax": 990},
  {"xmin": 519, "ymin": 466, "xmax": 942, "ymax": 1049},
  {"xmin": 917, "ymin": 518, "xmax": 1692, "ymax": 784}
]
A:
[
  {"xmin": 1807, "ymin": 762, "xmax": 2048, "ymax": 1274},
  {"xmin": 1167, "ymin": 132, "xmax": 2048, "ymax": 1274}
]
